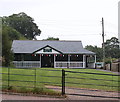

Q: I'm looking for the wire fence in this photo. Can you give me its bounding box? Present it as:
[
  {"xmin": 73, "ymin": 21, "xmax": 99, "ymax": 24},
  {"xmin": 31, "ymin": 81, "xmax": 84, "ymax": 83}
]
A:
[
  {"xmin": 1, "ymin": 67, "xmax": 62, "ymax": 90},
  {"xmin": 1, "ymin": 67, "xmax": 120, "ymax": 99}
]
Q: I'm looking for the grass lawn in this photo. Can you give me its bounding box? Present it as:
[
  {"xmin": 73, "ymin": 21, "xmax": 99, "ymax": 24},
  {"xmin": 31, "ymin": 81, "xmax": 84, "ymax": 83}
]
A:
[{"xmin": 1, "ymin": 67, "xmax": 119, "ymax": 92}]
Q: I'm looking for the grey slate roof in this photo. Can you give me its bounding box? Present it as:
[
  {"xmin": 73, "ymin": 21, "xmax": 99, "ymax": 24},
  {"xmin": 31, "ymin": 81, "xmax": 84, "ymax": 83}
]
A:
[{"xmin": 12, "ymin": 40, "xmax": 95, "ymax": 54}]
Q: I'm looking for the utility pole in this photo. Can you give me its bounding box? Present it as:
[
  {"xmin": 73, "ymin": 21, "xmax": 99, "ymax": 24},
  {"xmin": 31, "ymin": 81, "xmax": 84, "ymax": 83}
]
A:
[{"xmin": 102, "ymin": 17, "xmax": 105, "ymax": 69}]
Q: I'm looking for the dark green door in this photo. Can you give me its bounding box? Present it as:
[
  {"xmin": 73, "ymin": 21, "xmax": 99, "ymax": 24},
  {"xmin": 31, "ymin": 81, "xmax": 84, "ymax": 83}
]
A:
[{"xmin": 41, "ymin": 54, "xmax": 54, "ymax": 68}]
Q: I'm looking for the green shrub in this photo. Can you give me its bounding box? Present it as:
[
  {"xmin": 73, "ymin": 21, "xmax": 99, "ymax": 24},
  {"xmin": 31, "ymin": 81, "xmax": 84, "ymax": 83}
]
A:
[
  {"xmin": 18, "ymin": 87, "xmax": 29, "ymax": 93},
  {"xmin": 32, "ymin": 87, "xmax": 44, "ymax": 94},
  {"xmin": 8, "ymin": 86, "xmax": 13, "ymax": 90}
]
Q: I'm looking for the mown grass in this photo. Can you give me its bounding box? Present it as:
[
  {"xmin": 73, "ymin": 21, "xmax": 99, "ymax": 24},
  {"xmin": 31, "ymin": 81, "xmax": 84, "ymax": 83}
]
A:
[{"xmin": 1, "ymin": 67, "xmax": 120, "ymax": 93}]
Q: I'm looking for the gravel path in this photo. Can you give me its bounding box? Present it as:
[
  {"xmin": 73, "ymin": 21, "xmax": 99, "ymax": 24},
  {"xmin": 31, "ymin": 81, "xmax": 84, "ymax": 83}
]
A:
[
  {"xmin": 96, "ymin": 69, "xmax": 120, "ymax": 74},
  {"xmin": 45, "ymin": 85, "xmax": 120, "ymax": 100}
]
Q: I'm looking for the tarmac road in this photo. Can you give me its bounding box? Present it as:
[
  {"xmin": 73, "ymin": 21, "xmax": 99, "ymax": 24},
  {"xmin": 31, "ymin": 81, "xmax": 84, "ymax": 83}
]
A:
[
  {"xmin": 1, "ymin": 93, "xmax": 119, "ymax": 101},
  {"xmin": 2, "ymin": 94, "xmax": 65, "ymax": 100}
]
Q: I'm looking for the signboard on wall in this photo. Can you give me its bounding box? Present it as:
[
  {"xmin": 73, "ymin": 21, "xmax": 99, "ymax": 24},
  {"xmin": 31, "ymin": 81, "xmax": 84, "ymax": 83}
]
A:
[{"xmin": 36, "ymin": 47, "xmax": 60, "ymax": 54}]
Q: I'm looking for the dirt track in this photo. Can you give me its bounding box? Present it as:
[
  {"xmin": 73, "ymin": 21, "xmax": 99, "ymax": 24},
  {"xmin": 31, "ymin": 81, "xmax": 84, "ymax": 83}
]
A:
[{"xmin": 45, "ymin": 85, "xmax": 119, "ymax": 100}]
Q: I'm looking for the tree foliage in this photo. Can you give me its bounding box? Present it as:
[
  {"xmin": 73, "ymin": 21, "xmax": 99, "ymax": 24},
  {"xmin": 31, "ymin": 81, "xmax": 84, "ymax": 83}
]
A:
[
  {"xmin": 1, "ymin": 12, "xmax": 41, "ymax": 66},
  {"xmin": 85, "ymin": 45, "xmax": 103, "ymax": 62},
  {"xmin": 43, "ymin": 37, "xmax": 59, "ymax": 40},
  {"xmin": 2, "ymin": 27, "xmax": 13, "ymax": 66},
  {"xmin": 3, "ymin": 25, "xmax": 20, "ymax": 40},
  {"xmin": 104, "ymin": 37, "xmax": 120, "ymax": 58},
  {"xmin": 2, "ymin": 12, "xmax": 41, "ymax": 40},
  {"xmin": 2, "ymin": 25, "xmax": 28, "ymax": 66},
  {"xmin": 85, "ymin": 37, "xmax": 120, "ymax": 62}
]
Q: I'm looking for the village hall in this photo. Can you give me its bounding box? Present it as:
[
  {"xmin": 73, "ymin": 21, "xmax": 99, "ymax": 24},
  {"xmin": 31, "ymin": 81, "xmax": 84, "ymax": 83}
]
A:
[{"xmin": 12, "ymin": 40, "xmax": 96, "ymax": 68}]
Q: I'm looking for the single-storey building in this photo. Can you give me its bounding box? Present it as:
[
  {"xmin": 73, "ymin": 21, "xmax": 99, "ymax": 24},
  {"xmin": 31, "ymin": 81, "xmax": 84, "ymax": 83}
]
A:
[{"xmin": 12, "ymin": 40, "xmax": 96, "ymax": 68}]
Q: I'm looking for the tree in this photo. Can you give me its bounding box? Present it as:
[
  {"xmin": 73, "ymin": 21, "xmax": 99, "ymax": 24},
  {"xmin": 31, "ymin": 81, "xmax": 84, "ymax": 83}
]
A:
[
  {"xmin": 104, "ymin": 37, "xmax": 119, "ymax": 49},
  {"xmin": 43, "ymin": 37, "xmax": 59, "ymax": 40},
  {"xmin": 2, "ymin": 25, "xmax": 19, "ymax": 41},
  {"xmin": 104, "ymin": 37, "xmax": 120, "ymax": 59},
  {"xmin": 2, "ymin": 12, "xmax": 41, "ymax": 40},
  {"xmin": 1, "ymin": 12, "xmax": 41, "ymax": 66},
  {"xmin": 2, "ymin": 28, "xmax": 13, "ymax": 66},
  {"xmin": 2, "ymin": 25, "xmax": 27, "ymax": 41},
  {"xmin": 2, "ymin": 25, "xmax": 27, "ymax": 66},
  {"xmin": 85, "ymin": 45, "xmax": 103, "ymax": 62},
  {"xmin": 86, "ymin": 37, "xmax": 120, "ymax": 63}
]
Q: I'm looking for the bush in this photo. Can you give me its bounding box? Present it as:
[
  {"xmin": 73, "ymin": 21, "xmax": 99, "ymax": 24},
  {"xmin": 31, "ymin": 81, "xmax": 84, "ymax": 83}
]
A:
[
  {"xmin": 8, "ymin": 86, "xmax": 13, "ymax": 90},
  {"xmin": 105, "ymin": 58, "xmax": 117, "ymax": 64},
  {"xmin": 32, "ymin": 87, "xmax": 44, "ymax": 94},
  {"xmin": 18, "ymin": 87, "xmax": 29, "ymax": 93}
]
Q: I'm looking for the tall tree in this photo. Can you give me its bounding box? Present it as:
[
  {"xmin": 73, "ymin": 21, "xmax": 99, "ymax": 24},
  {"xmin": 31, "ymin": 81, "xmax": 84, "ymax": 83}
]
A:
[
  {"xmin": 2, "ymin": 25, "xmax": 27, "ymax": 66},
  {"xmin": 2, "ymin": 27, "xmax": 13, "ymax": 66},
  {"xmin": 2, "ymin": 12, "xmax": 41, "ymax": 39},
  {"xmin": 104, "ymin": 37, "xmax": 120, "ymax": 58},
  {"xmin": 2, "ymin": 25, "xmax": 20, "ymax": 41},
  {"xmin": 104, "ymin": 37, "xmax": 119, "ymax": 49},
  {"xmin": 2, "ymin": 25, "xmax": 27, "ymax": 41}
]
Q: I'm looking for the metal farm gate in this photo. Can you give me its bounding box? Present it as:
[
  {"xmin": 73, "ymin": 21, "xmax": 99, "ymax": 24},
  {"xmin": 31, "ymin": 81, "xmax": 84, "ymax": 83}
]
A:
[{"xmin": 61, "ymin": 69, "xmax": 120, "ymax": 99}]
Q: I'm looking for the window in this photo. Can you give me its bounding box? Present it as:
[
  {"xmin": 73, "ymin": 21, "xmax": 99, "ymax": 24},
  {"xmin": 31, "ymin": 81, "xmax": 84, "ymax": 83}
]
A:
[
  {"xmin": 87, "ymin": 56, "xmax": 95, "ymax": 63},
  {"xmin": 70, "ymin": 54, "xmax": 83, "ymax": 61},
  {"xmin": 14, "ymin": 54, "xmax": 22, "ymax": 61},
  {"xmin": 56, "ymin": 54, "xmax": 68, "ymax": 61},
  {"xmin": 14, "ymin": 54, "xmax": 40, "ymax": 61}
]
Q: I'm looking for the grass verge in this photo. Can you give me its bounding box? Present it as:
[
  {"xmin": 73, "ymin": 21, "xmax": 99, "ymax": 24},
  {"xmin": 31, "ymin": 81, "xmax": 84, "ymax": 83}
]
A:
[{"xmin": 2, "ymin": 85, "xmax": 62, "ymax": 97}]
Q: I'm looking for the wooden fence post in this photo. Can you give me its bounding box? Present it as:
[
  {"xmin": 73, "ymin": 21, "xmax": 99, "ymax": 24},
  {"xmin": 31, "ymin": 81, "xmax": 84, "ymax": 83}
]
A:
[
  {"xmin": 62, "ymin": 69, "xmax": 65, "ymax": 95},
  {"xmin": 118, "ymin": 63, "xmax": 120, "ymax": 72},
  {"xmin": 110, "ymin": 63, "xmax": 111, "ymax": 71}
]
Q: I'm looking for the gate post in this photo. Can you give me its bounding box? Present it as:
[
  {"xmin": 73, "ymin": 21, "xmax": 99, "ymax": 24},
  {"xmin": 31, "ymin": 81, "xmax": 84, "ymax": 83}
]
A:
[{"xmin": 62, "ymin": 69, "xmax": 65, "ymax": 95}]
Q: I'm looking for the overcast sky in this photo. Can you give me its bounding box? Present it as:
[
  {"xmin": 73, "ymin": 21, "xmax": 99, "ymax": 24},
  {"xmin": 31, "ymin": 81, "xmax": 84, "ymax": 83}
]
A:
[{"xmin": 0, "ymin": 0, "xmax": 119, "ymax": 47}]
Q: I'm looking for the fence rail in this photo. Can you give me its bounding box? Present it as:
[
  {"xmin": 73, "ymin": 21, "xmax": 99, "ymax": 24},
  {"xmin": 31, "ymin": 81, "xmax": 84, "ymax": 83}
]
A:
[
  {"xmin": 55, "ymin": 61, "xmax": 84, "ymax": 68},
  {"xmin": 13, "ymin": 61, "xmax": 85, "ymax": 68},
  {"xmin": 1, "ymin": 67, "xmax": 61, "ymax": 90},
  {"xmin": 13, "ymin": 61, "xmax": 41, "ymax": 68}
]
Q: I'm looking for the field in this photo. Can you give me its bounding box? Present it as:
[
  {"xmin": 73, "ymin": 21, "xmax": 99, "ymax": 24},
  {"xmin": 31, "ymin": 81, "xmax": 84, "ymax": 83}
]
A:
[{"xmin": 1, "ymin": 67, "xmax": 119, "ymax": 92}]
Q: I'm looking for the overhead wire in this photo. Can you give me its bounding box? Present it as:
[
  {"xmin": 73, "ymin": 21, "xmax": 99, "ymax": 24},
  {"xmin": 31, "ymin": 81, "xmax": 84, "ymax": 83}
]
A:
[{"xmin": 36, "ymin": 19, "xmax": 117, "ymax": 37}]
